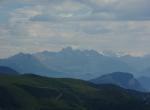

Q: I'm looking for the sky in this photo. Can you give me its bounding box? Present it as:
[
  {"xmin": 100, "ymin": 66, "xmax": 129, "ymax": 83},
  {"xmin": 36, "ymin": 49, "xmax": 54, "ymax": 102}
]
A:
[{"xmin": 0, "ymin": 0, "xmax": 150, "ymax": 58}]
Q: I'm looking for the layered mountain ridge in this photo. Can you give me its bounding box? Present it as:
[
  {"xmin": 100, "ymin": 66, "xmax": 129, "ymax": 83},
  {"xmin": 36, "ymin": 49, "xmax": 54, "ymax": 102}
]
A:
[
  {"xmin": 0, "ymin": 47, "xmax": 150, "ymax": 79},
  {"xmin": 0, "ymin": 74, "xmax": 149, "ymax": 110},
  {"xmin": 90, "ymin": 72, "xmax": 144, "ymax": 92},
  {"xmin": 0, "ymin": 66, "xmax": 19, "ymax": 75}
]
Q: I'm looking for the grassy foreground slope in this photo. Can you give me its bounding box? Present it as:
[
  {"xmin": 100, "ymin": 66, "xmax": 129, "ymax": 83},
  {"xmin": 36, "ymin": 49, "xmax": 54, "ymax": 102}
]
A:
[{"xmin": 0, "ymin": 74, "xmax": 150, "ymax": 110}]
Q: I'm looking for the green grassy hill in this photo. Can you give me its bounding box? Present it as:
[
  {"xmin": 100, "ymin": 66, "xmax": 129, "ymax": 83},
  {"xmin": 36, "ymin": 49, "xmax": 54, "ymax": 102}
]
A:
[{"xmin": 0, "ymin": 74, "xmax": 150, "ymax": 110}]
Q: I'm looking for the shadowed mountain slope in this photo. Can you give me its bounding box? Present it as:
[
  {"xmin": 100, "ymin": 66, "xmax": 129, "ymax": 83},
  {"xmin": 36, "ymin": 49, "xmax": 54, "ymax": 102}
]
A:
[
  {"xmin": 0, "ymin": 66, "xmax": 18, "ymax": 75},
  {"xmin": 0, "ymin": 53, "xmax": 63, "ymax": 77},
  {"xmin": 90, "ymin": 72, "xmax": 144, "ymax": 91},
  {"xmin": 0, "ymin": 74, "xmax": 150, "ymax": 110}
]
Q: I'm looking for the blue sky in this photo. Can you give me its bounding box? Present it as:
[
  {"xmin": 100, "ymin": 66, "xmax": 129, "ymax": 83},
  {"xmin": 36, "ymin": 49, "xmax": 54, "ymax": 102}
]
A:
[{"xmin": 0, "ymin": 0, "xmax": 150, "ymax": 58}]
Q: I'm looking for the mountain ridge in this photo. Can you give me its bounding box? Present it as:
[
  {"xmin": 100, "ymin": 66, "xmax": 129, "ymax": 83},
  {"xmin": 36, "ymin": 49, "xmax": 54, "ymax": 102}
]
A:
[
  {"xmin": 90, "ymin": 72, "xmax": 144, "ymax": 92},
  {"xmin": 0, "ymin": 53, "xmax": 63, "ymax": 77},
  {"xmin": 33, "ymin": 47, "xmax": 133, "ymax": 79},
  {"xmin": 1, "ymin": 47, "xmax": 150, "ymax": 79},
  {"xmin": 0, "ymin": 74, "xmax": 150, "ymax": 110},
  {"xmin": 0, "ymin": 66, "xmax": 19, "ymax": 75}
]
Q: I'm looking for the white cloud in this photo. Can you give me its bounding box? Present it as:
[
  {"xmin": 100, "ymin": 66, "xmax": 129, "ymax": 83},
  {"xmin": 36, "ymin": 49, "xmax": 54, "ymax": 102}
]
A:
[{"xmin": 0, "ymin": 0, "xmax": 150, "ymax": 58}]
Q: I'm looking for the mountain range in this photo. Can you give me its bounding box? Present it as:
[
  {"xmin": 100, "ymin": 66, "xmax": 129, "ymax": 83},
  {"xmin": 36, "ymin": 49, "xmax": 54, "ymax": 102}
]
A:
[
  {"xmin": 0, "ymin": 47, "xmax": 150, "ymax": 79},
  {"xmin": 0, "ymin": 65, "xmax": 150, "ymax": 109},
  {"xmin": 1, "ymin": 66, "xmax": 149, "ymax": 92},
  {"xmin": 0, "ymin": 53, "xmax": 65, "ymax": 77},
  {"xmin": 119, "ymin": 55, "xmax": 150, "ymax": 76}
]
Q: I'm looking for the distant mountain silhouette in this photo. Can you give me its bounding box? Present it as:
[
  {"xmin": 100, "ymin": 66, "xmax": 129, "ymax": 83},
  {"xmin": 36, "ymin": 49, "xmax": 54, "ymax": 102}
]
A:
[
  {"xmin": 0, "ymin": 53, "xmax": 63, "ymax": 77},
  {"xmin": 34, "ymin": 47, "xmax": 133, "ymax": 79},
  {"xmin": 139, "ymin": 67, "xmax": 150, "ymax": 77},
  {"xmin": 138, "ymin": 76, "xmax": 150, "ymax": 92},
  {"xmin": 90, "ymin": 72, "xmax": 144, "ymax": 91},
  {"xmin": 1, "ymin": 47, "xmax": 150, "ymax": 79},
  {"xmin": 120, "ymin": 55, "xmax": 150, "ymax": 76},
  {"xmin": 0, "ymin": 66, "xmax": 18, "ymax": 75}
]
